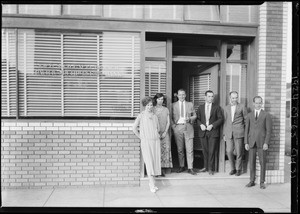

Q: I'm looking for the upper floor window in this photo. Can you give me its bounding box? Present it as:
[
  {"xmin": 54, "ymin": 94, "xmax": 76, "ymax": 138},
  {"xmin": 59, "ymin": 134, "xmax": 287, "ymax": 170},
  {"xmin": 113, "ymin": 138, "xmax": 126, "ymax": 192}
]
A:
[
  {"xmin": 144, "ymin": 5, "xmax": 183, "ymax": 21},
  {"xmin": 18, "ymin": 4, "xmax": 61, "ymax": 15},
  {"xmin": 221, "ymin": 5, "xmax": 258, "ymax": 24},
  {"xmin": 103, "ymin": 5, "xmax": 143, "ymax": 19},
  {"xmin": 2, "ymin": 4, "xmax": 17, "ymax": 14},
  {"xmin": 62, "ymin": 5, "xmax": 102, "ymax": 16},
  {"xmin": 185, "ymin": 5, "xmax": 220, "ymax": 21},
  {"xmin": 2, "ymin": 4, "xmax": 258, "ymax": 24}
]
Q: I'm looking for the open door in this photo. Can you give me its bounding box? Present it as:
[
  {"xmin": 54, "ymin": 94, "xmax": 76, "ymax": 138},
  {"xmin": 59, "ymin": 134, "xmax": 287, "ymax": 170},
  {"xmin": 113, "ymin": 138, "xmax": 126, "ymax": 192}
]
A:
[{"xmin": 171, "ymin": 62, "xmax": 219, "ymax": 170}]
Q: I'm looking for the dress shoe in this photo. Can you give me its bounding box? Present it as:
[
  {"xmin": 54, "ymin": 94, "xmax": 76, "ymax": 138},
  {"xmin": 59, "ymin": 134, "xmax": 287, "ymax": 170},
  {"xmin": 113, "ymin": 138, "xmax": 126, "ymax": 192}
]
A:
[
  {"xmin": 245, "ymin": 181, "xmax": 255, "ymax": 187},
  {"xmin": 235, "ymin": 170, "xmax": 242, "ymax": 176},
  {"xmin": 229, "ymin": 169, "xmax": 237, "ymax": 175},
  {"xmin": 187, "ymin": 169, "xmax": 197, "ymax": 175},
  {"xmin": 208, "ymin": 170, "xmax": 214, "ymax": 175},
  {"xmin": 260, "ymin": 183, "xmax": 266, "ymax": 189},
  {"xmin": 199, "ymin": 168, "xmax": 207, "ymax": 173},
  {"xmin": 177, "ymin": 167, "xmax": 185, "ymax": 173}
]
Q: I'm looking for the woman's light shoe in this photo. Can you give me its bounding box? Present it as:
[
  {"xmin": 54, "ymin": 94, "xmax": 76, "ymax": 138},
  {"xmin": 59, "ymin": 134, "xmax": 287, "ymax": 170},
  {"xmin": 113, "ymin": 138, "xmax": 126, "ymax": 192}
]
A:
[
  {"xmin": 149, "ymin": 183, "xmax": 158, "ymax": 192},
  {"xmin": 150, "ymin": 187, "xmax": 157, "ymax": 193}
]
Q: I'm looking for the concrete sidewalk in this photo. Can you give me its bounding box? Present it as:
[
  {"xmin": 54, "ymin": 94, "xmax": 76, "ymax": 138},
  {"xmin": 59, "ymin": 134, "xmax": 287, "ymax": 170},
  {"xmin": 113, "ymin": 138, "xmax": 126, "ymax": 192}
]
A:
[{"xmin": 1, "ymin": 176, "xmax": 291, "ymax": 213}]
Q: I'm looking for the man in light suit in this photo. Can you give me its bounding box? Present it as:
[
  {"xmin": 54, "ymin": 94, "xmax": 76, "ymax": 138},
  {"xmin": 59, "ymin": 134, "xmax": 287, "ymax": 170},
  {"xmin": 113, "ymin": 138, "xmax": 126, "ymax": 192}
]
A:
[
  {"xmin": 171, "ymin": 89, "xmax": 197, "ymax": 175},
  {"xmin": 223, "ymin": 91, "xmax": 248, "ymax": 176},
  {"xmin": 196, "ymin": 90, "xmax": 223, "ymax": 175},
  {"xmin": 245, "ymin": 96, "xmax": 272, "ymax": 189}
]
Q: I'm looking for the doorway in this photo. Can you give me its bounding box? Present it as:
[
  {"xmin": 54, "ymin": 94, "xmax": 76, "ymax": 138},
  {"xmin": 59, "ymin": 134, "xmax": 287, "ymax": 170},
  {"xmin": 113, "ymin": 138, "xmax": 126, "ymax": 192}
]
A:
[{"xmin": 171, "ymin": 62, "xmax": 220, "ymax": 172}]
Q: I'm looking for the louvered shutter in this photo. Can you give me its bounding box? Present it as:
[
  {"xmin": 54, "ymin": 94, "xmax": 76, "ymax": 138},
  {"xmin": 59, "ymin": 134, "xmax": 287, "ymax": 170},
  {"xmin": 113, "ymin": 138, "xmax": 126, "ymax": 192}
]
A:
[
  {"xmin": 189, "ymin": 74, "xmax": 211, "ymax": 150},
  {"xmin": 1, "ymin": 29, "xmax": 17, "ymax": 117},
  {"xmin": 99, "ymin": 32, "xmax": 140, "ymax": 117},
  {"xmin": 145, "ymin": 61, "xmax": 166, "ymax": 97}
]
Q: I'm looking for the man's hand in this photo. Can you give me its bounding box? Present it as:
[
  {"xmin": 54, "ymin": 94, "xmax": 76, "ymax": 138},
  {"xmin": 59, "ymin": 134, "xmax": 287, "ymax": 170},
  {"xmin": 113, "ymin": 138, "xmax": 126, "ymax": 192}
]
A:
[
  {"xmin": 200, "ymin": 124, "xmax": 206, "ymax": 131},
  {"xmin": 245, "ymin": 144, "xmax": 249, "ymax": 151},
  {"xmin": 206, "ymin": 124, "xmax": 213, "ymax": 131},
  {"xmin": 161, "ymin": 132, "xmax": 167, "ymax": 139},
  {"xmin": 185, "ymin": 117, "xmax": 190, "ymax": 123},
  {"xmin": 223, "ymin": 136, "xmax": 226, "ymax": 141},
  {"xmin": 263, "ymin": 143, "xmax": 268, "ymax": 150}
]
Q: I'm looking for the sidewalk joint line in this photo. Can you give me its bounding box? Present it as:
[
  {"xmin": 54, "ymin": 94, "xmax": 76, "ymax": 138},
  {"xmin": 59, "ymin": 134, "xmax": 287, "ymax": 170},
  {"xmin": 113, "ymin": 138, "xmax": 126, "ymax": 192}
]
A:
[{"xmin": 42, "ymin": 188, "xmax": 55, "ymax": 207}]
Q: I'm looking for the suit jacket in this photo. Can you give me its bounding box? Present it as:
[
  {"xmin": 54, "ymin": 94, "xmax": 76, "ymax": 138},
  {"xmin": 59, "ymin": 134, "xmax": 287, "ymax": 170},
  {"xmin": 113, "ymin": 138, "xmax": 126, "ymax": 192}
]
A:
[
  {"xmin": 196, "ymin": 103, "xmax": 224, "ymax": 138},
  {"xmin": 171, "ymin": 101, "xmax": 197, "ymax": 138},
  {"xmin": 223, "ymin": 103, "xmax": 248, "ymax": 140},
  {"xmin": 244, "ymin": 109, "xmax": 272, "ymax": 148}
]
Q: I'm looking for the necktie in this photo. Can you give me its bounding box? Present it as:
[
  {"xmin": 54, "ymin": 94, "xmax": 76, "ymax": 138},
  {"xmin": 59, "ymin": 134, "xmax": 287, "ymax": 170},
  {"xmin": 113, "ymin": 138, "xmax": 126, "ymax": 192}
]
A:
[
  {"xmin": 255, "ymin": 111, "xmax": 258, "ymax": 120},
  {"xmin": 180, "ymin": 101, "xmax": 184, "ymax": 117}
]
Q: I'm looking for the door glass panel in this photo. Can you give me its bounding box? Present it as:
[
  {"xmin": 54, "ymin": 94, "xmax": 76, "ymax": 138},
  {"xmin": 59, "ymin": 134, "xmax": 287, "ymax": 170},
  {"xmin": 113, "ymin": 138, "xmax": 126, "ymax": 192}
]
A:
[
  {"xmin": 227, "ymin": 44, "xmax": 248, "ymax": 60},
  {"xmin": 173, "ymin": 37, "xmax": 220, "ymax": 57},
  {"xmin": 225, "ymin": 63, "xmax": 247, "ymax": 105},
  {"xmin": 145, "ymin": 41, "xmax": 167, "ymax": 58}
]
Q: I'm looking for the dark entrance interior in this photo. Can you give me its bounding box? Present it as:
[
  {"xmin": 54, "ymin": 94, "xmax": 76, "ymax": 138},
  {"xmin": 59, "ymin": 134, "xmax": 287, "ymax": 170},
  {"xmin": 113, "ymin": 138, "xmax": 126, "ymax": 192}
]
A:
[{"xmin": 171, "ymin": 61, "xmax": 219, "ymax": 172}]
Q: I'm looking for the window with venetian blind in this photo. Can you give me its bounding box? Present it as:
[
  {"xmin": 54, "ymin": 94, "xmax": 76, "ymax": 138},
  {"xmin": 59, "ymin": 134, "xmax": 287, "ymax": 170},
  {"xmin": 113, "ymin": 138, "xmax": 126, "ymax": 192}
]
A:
[
  {"xmin": 145, "ymin": 41, "xmax": 167, "ymax": 99},
  {"xmin": 145, "ymin": 61, "xmax": 167, "ymax": 97},
  {"xmin": 1, "ymin": 29, "xmax": 17, "ymax": 117},
  {"xmin": 1, "ymin": 29, "xmax": 141, "ymax": 118}
]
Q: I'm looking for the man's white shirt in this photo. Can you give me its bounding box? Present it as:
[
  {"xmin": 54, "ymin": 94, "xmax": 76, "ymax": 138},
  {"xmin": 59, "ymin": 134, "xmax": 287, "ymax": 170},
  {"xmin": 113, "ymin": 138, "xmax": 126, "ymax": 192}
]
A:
[{"xmin": 177, "ymin": 101, "xmax": 186, "ymax": 124}]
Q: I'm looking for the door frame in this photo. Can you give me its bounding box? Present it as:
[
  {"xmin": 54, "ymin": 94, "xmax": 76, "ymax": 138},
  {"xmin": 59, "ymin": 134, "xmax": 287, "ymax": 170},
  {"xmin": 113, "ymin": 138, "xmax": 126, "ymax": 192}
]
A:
[{"xmin": 141, "ymin": 35, "xmax": 256, "ymax": 177}]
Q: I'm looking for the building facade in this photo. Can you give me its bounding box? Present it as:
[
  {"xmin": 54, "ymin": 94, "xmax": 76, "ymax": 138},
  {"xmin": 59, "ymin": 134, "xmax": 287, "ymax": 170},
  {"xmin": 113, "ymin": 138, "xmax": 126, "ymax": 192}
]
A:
[{"xmin": 1, "ymin": 2, "xmax": 289, "ymax": 188}]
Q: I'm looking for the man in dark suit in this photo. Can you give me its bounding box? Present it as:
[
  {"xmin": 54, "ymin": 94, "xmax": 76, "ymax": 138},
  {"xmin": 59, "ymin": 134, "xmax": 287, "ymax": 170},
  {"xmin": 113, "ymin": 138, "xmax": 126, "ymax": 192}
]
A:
[
  {"xmin": 196, "ymin": 90, "xmax": 223, "ymax": 175},
  {"xmin": 171, "ymin": 89, "xmax": 197, "ymax": 175},
  {"xmin": 223, "ymin": 91, "xmax": 248, "ymax": 176},
  {"xmin": 245, "ymin": 96, "xmax": 272, "ymax": 189}
]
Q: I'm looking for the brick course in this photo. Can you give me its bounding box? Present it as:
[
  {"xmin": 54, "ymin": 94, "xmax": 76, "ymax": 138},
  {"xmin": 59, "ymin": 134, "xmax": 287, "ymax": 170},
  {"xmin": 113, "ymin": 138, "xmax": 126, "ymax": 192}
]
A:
[{"xmin": 1, "ymin": 120, "xmax": 140, "ymax": 188}]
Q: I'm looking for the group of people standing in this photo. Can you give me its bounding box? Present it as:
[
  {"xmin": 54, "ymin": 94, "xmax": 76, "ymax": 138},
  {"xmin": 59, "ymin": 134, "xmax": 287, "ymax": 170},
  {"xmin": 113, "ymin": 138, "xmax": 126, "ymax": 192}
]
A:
[{"xmin": 133, "ymin": 89, "xmax": 272, "ymax": 193}]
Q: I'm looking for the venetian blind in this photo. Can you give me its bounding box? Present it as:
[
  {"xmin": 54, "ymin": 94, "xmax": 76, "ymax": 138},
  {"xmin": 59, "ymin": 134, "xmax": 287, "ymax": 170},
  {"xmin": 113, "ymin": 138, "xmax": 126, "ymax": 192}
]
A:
[
  {"xmin": 189, "ymin": 74, "xmax": 211, "ymax": 150},
  {"xmin": 1, "ymin": 29, "xmax": 17, "ymax": 117},
  {"xmin": 99, "ymin": 32, "xmax": 140, "ymax": 117},
  {"xmin": 17, "ymin": 30, "xmax": 140, "ymax": 117},
  {"xmin": 190, "ymin": 74, "xmax": 211, "ymax": 112},
  {"xmin": 145, "ymin": 61, "xmax": 167, "ymax": 97}
]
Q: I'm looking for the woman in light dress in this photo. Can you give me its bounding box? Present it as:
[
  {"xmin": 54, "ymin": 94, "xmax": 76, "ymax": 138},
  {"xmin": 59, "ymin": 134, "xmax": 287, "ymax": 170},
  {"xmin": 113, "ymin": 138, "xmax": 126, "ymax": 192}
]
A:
[
  {"xmin": 132, "ymin": 97, "xmax": 161, "ymax": 193},
  {"xmin": 153, "ymin": 93, "xmax": 173, "ymax": 176}
]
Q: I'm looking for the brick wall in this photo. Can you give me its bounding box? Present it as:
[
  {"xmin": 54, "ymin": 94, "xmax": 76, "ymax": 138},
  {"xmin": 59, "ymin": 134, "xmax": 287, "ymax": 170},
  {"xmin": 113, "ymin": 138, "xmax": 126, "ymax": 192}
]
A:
[
  {"xmin": 1, "ymin": 120, "xmax": 140, "ymax": 188},
  {"xmin": 257, "ymin": 2, "xmax": 287, "ymax": 183}
]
